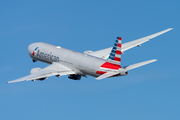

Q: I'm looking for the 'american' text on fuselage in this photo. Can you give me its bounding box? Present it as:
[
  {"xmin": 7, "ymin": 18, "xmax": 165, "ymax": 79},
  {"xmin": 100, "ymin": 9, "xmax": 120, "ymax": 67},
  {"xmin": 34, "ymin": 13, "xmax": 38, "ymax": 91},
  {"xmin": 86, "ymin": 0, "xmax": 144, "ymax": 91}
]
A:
[{"xmin": 36, "ymin": 50, "xmax": 59, "ymax": 62}]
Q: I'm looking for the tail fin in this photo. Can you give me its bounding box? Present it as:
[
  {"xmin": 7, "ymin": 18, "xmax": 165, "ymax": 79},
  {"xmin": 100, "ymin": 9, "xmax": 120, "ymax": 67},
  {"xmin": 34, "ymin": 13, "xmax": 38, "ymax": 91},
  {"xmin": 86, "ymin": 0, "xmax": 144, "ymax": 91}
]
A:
[
  {"xmin": 99, "ymin": 37, "xmax": 122, "ymax": 70},
  {"xmin": 107, "ymin": 37, "xmax": 122, "ymax": 66}
]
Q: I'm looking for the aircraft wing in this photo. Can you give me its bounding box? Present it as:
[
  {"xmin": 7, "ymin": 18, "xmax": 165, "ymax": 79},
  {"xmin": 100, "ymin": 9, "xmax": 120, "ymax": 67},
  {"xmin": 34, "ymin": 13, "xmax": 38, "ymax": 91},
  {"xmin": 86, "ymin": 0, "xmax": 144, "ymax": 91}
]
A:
[
  {"xmin": 7, "ymin": 62, "xmax": 75, "ymax": 83},
  {"xmin": 87, "ymin": 28, "xmax": 173, "ymax": 59}
]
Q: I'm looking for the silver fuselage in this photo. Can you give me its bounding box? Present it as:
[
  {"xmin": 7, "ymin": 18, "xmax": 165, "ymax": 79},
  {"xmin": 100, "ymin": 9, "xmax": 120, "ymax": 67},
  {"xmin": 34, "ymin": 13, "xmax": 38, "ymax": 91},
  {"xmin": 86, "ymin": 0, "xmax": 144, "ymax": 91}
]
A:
[{"xmin": 27, "ymin": 42, "xmax": 107, "ymax": 77}]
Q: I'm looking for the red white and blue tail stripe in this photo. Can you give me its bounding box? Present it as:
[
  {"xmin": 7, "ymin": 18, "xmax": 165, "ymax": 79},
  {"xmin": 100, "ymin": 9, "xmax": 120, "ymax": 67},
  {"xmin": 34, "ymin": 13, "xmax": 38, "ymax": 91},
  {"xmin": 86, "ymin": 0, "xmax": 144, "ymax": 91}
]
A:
[
  {"xmin": 97, "ymin": 37, "xmax": 122, "ymax": 73},
  {"xmin": 107, "ymin": 37, "xmax": 122, "ymax": 66}
]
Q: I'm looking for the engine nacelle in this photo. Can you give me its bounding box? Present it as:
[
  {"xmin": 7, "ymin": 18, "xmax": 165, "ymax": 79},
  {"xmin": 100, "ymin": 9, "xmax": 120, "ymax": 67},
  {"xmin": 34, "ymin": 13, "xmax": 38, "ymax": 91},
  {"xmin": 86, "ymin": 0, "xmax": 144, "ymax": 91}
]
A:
[
  {"xmin": 30, "ymin": 68, "xmax": 42, "ymax": 74},
  {"xmin": 119, "ymin": 71, "xmax": 128, "ymax": 76},
  {"xmin": 30, "ymin": 68, "xmax": 47, "ymax": 81},
  {"xmin": 68, "ymin": 75, "xmax": 81, "ymax": 80}
]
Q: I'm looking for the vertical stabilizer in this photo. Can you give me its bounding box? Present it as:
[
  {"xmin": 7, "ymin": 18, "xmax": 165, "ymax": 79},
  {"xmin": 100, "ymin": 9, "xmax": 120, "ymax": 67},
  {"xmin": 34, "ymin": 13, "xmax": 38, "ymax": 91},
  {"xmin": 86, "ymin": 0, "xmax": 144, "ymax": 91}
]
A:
[
  {"xmin": 99, "ymin": 37, "xmax": 122, "ymax": 70},
  {"xmin": 107, "ymin": 37, "xmax": 122, "ymax": 66}
]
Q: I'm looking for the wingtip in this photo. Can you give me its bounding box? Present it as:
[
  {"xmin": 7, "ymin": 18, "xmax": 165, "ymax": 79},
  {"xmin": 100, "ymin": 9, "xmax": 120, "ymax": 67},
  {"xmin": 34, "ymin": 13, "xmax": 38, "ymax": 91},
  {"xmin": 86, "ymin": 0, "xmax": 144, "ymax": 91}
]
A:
[
  {"xmin": 151, "ymin": 59, "xmax": 158, "ymax": 62},
  {"xmin": 168, "ymin": 28, "xmax": 174, "ymax": 30},
  {"xmin": 153, "ymin": 59, "xmax": 158, "ymax": 61}
]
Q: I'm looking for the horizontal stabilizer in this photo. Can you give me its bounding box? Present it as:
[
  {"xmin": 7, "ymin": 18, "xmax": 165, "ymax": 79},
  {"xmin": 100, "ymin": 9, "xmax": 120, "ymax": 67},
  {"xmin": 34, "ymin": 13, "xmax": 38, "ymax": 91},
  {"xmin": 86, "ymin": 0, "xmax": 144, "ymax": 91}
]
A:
[
  {"xmin": 96, "ymin": 72, "xmax": 119, "ymax": 80},
  {"xmin": 96, "ymin": 68, "xmax": 126, "ymax": 80},
  {"xmin": 125, "ymin": 59, "xmax": 157, "ymax": 71}
]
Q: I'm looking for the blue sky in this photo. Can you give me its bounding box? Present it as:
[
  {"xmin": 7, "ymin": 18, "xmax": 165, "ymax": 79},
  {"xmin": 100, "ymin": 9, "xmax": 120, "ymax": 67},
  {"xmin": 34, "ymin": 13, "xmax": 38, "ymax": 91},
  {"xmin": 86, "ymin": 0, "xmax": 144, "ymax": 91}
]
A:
[{"xmin": 0, "ymin": 0, "xmax": 179, "ymax": 120}]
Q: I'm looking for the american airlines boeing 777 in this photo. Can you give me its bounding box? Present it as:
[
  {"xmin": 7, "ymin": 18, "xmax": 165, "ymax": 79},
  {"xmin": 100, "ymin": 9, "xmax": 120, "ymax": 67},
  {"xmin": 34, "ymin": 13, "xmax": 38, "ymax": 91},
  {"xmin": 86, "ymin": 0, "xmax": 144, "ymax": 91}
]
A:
[{"xmin": 7, "ymin": 28, "xmax": 173, "ymax": 83}]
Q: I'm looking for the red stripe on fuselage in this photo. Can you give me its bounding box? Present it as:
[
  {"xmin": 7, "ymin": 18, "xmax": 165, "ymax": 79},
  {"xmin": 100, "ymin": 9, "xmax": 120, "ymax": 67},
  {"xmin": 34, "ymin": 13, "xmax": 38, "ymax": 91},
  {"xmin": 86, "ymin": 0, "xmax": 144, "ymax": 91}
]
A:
[
  {"xmin": 100, "ymin": 62, "xmax": 121, "ymax": 70},
  {"xmin": 96, "ymin": 71, "xmax": 107, "ymax": 75}
]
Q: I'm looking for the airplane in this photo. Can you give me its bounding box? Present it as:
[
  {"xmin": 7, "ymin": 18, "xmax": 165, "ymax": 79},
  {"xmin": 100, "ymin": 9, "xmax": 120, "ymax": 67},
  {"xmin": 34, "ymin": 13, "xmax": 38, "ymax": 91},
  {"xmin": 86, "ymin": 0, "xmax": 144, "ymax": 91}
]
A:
[{"xmin": 7, "ymin": 28, "xmax": 173, "ymax": 83}]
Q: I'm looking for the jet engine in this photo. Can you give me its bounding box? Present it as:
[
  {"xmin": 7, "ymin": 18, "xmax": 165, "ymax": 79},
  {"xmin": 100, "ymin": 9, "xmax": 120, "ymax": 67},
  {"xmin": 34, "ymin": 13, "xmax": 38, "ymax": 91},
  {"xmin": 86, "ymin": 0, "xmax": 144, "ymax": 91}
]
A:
[
  {"xmin": 68, "ymin": 75, "xmax": 81, "ymax": 80},
  {"xmin": 119, "ymin": 71, "xmax": 128, "ymax": 76},
  {"xmin": 30, "ymin": 68, "xmax": 46, "ymax": 81},
  {"xmin": 30, "ymin": 68, "xmax": 42, "ymax": 74}
]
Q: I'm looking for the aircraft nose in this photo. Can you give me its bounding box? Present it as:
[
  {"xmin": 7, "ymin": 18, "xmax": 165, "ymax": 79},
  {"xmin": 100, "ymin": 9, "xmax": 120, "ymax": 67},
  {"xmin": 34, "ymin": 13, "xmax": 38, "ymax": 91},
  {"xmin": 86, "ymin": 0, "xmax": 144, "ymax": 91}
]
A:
[
  {"xmin": 27, "ymin": 44, "xmax": 33, "ymax": 55},
  {"xmin": 27, "ymin": 43, "xmax": 37, "ymax": 56}
]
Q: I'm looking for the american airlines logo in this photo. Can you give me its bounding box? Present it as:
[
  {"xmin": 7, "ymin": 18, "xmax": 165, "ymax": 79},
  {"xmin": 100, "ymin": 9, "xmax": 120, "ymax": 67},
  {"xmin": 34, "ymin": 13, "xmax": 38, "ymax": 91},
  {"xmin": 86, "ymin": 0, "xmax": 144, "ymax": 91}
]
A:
[
  {"xmin": 32, "ymin": 47, "xmax": 38, "ymax": 56},
  {"xmin": 33, "ymin": 47, "xmax": 59, "ymax": 62}
]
